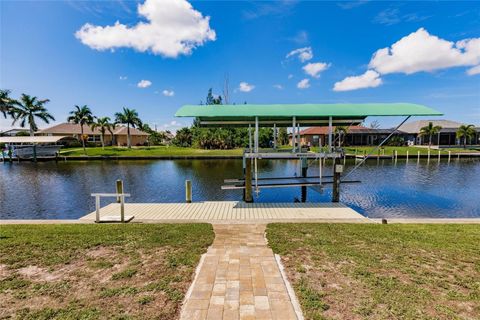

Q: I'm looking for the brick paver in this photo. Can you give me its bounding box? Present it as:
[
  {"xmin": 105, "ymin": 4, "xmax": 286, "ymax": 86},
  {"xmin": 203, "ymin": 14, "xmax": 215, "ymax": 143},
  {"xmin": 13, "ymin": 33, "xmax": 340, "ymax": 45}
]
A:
[{"xmin": 180, "ymin": 224, "xmax": 299, "ymax": 320}]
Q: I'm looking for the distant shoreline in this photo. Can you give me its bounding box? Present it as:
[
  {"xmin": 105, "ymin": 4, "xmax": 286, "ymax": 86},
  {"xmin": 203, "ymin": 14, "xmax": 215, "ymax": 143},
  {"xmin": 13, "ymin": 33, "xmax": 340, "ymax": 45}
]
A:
[{"xmin": 3, "ymin": 152, "xmax": 480, "ymax": 162}]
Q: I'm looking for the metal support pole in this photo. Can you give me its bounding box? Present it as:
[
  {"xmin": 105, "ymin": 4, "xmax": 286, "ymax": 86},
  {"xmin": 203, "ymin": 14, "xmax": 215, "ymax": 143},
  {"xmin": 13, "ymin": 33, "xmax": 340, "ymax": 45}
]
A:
[
  {"xmin": 332, "ymin": 157, "xmax": 342, "ymax": 202},
  {"xmin": 95, "ymin": 195, "xmax": 100, "ymax": 223},
  {"xmin": 273, "ymin": 123, "xmax": 277, "ymax": 150},
  {"xmin": 245, "ymin": 156, "xmax": 253, "ymax": 202},
  {"xmin": 254, "ymin": 116, "xmax": 259, "ymax": 153},
  {"xmin": 297, "ymin": 124, "xmax": 301, "ymax": 150},
  {"xmin": 120, "ymin": 195, "xmax": 125, "ymax": 223},
  {"xmin": 318, "ymin": 156, "xmax": 323, "ymax": 186},
  {"xmin": 292, "ymin": 116, "xmax": 296, "ymax": 152},
  {"xmin": 328, "ymin": 116, "xmax": 333, "ymax": 153},
  {"xmin": 185, "ymin": 180, "xmax": 192, "ymax": 203},
  {"xmin": 248, "ymin": 124, "xmax": 252, "ymax": 152}
]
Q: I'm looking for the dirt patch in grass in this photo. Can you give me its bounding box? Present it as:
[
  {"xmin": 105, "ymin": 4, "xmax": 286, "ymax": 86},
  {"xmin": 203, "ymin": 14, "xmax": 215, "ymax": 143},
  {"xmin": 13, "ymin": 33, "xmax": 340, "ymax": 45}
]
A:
[
  {"xmin": 267, "ymin": 223, "xmax": 480, "ymax": 320},
  {"xmin": 0, "ymin": 223, "xmax": 214, "ymax": 319}
]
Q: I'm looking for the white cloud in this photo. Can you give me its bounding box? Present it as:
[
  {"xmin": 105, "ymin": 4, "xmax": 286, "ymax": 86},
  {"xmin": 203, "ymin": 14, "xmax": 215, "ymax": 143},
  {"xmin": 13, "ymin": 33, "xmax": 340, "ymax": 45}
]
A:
[
  {"xmin": 119, "ymin": 76, "xmax": 127, "ymax": 80},
  {"xmin": 334, "ymin": 28, "xmax": 480, "ymax": 92},
  {"xmin": 302, "ymin": 62, "xmax": 330, "ymax": 78},
  {"xmin": 297, "ymin": 78, "xmax": 310, "ymax": 89},
  {"xmin": 289, "ymin": 30, "xmax": 308, "ymax": 44},
  {"xmin": 273, "ymin": 84, "xmax": 283, "ymax": 90},
  {"xmin": 467, "ymin": 65, "xmax": 480, "ymax": 75},
  {"xmin": 286, "ymin": 47, "xmax": 313, "ymax": 62},
  {"xmin": 238, "ymin": 82, "xmax": 255, "ymax": 92},
  {"xmin": 75, "ymin": 0, "xmax": 216, "ymax": 58},
  {"xmin": 333, "ymin": 70, "xmax": 382, "ymax": 91},
  {"xmin": 288, "ymin": 74, "xmax": 294, "ymax": 79},
  {"xmin": 369, "ymin": 28, "xmax": 480, "ymax": 75},
  {"xmin": 137, "ymin": 79, "xmax": 152, "ymax": 88},
  {"xmin": 162, "ymin": 89, "xmax": 175, "ymax": 96}
]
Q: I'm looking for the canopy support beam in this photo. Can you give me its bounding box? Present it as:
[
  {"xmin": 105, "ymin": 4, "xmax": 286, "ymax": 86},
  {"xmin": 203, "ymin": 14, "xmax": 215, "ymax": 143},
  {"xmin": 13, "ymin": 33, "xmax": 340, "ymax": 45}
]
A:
[
  {"xmin": 328, "ymin": 116, "xmax": 333, "ymax": 152},
  {"xmin": 292, "ymin": 116, "xmax": 296, "ymax": 152}
]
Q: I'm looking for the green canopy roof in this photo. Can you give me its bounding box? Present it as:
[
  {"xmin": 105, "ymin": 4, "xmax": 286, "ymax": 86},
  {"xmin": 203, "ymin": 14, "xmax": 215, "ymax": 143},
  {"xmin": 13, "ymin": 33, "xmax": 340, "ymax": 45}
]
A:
[{"xmin": 175, "ymin": 103, "xmax": 443, "ymax": 127}]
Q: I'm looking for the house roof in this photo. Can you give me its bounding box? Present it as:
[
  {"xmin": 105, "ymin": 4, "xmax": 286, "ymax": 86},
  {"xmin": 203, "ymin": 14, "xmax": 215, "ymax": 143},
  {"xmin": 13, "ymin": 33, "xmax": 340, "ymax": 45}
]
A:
[
  {"xmin": 0, "ymin": 136, "xmax": 70, "ymax": 144},
  {"xmin": 299, "ymin": 126, "xmax": 403, "ymax": 135},
  {"xmin": 398, "ymin": 120, "xmax": 466, "ymax": 134},
  {"xmin": 175, "ymin": 103, "xmax": 442, "ymax": 127},
  {"xmin": 37, "ymin": 123, "xmax": 148, "ymax": 136}
]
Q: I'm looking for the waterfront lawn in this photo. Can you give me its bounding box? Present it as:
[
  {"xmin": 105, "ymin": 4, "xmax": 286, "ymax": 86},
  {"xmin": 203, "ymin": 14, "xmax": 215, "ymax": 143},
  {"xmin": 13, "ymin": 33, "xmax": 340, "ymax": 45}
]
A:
[
  {"xmin": 60, "ymin": 146, "xmax": 244, "ymax": 157},
  {"xmin": 267, "ymin": 224, "xmax": 480, "ymax": 320},
  {"xmin": 341, "ymin": 146, "xmax": 480, "ymax": 155},
  {"xmin": 0, "ymin": 224, "xmax": 214, "ymax": 319}
]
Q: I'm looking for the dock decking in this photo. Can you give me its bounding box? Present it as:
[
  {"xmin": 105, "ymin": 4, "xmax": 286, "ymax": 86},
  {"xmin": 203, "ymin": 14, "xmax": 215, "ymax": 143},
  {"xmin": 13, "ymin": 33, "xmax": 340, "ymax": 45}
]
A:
[{"xmin": 80, "ymin": 201, "xmax": 370, "ymax": 223}]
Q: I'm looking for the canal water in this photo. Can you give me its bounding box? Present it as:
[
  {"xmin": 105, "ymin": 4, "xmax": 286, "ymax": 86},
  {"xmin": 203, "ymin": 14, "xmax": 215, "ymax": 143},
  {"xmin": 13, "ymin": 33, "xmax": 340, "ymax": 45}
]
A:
[{"xmin": 0, "ymin": 159, "xmax": 479, "ymax": 219}]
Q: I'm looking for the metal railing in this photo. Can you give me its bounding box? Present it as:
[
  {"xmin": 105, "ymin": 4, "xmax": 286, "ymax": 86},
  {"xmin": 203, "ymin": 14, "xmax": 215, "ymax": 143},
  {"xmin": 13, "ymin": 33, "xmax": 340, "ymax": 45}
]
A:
[{"xmin": 91, "ymin": 193, "xmax": 131, "ymax": 223}]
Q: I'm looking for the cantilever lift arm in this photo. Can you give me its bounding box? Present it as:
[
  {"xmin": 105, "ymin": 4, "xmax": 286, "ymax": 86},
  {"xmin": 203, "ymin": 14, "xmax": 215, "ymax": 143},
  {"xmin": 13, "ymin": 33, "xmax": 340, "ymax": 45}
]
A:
[{"xmin": 342, "ymin": 115, "xmax": 412, "ymax": 180}]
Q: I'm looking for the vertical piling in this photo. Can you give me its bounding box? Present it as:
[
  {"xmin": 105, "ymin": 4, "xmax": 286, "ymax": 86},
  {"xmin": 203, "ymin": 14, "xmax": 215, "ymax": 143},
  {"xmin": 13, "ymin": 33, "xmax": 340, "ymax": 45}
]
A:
[
  {"xmin": 438, "ymin": 149, "xmax": 441, "ymax": 161},
  {"xmin": 116, "ymin": 180, "xmax": 123, "ymax": 203},
  {"xmin": 115, "ymin": 180, "xmax": 124, "ymax": 223},
  {"xmin": 406, "ymin": 150, "xmax": 409, "ymax": 162},
  {"xmin": 332, "ymin": 157, "xmax": 342, "ymax": 203},
  {"xmin": 244, "ymin": 157, "xmax": 253, "ymax": 203},
  {"xmin": 33, "ymin": 144, "xmax": 37, "ymax": 163},
  {"xmin": 427, "ymin": 148, "xmax": 431, "ymax": 162},
  {"xmin": 301, "ymin": 158, "xmax": 308, "ymax": 202},
  {"xmin": 417, "ymin": 151, "xmax": 420, "ymax": 163},
  {"xmin": 448, "ymin": 151, "xmax": 451, "ymax": 162},
  {"xmin": 185, "ymin": 180, "xmax": 192, "ymax": 203},
  {"xmin": 95, "ymin": 195, "xmax": 100, "ymax": 223}
]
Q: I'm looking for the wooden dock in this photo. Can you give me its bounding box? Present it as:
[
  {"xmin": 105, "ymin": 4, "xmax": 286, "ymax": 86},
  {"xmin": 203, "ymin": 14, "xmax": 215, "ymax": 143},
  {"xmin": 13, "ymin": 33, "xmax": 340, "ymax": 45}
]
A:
[{"xmin": 80, "ymin": 201, "xmax": 371, "ymax": 223}]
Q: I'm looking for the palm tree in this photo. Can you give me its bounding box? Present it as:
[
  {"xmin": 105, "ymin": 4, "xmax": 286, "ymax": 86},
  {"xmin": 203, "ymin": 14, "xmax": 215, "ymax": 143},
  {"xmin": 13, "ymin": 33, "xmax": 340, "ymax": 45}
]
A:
[
  {"xmin": 419, "ymin": 122, "xmax": 442, "ymax": 147},
  {"xmin": 0, "ymin": 89, "xmax": 15, "ymax": 119},
  {"xmin": 114, "ymin": 107, "xmax": 142, "ymax": 148},
  {"xmin": 335, "ymin": 126, "xmax": 349, "ymax": 147},
  {"xmin": 456, "ymin": 124, "xmax": 476, "ymax": 149},
  {"xmin": 10, "ymin": 94, "xmax": 55, "ymax": 136},
  {"xmin": 91, "ymin": 117, "xmax": 115, "ymax": 149},
  {"xmin": 67, "ymin": 105, "xmax": 94, "ymax": 153}
]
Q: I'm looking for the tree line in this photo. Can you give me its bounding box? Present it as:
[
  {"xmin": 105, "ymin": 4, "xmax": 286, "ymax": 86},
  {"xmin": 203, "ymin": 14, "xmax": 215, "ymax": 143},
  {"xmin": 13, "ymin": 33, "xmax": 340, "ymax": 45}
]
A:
[
  {"xmin": 1, "ymin": 89, "xmax": 171, "ymax": 152},
  {"xmin": 172, "ymin": 89, "xmax": 289, "ymax": 149}
]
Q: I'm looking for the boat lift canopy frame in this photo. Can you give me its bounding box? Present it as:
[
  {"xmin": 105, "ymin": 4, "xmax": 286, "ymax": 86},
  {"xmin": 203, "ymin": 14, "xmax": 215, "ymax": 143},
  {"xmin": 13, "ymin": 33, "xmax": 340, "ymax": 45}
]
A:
[{"xmin": 175, "ymin": 103, "xmax": 443, "ymax": 200}]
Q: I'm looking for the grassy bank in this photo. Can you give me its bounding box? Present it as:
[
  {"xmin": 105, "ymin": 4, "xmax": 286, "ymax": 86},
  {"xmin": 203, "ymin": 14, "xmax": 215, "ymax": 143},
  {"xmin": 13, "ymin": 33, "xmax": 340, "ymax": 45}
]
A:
[
  {"xmin": 267, "ymin": 224, "xmax": 480, "ymax": 320},
  {"xmin": 310, "ymin": 146, "xmax": 480, "ymax": 156},
  {"xmin": 0, "ymin": 224, "xmax": 214, "ymax": 319},
  {"xmin": 59, "ymin": 146, "xmax": 244, "ymax": 157},
  {"xmin": 343, "ymin": 146, "xmax": 480, "ymax": 156},
  {"xmin": 58, "ymin": 146, "xmax": 479, "ymax": 158}
]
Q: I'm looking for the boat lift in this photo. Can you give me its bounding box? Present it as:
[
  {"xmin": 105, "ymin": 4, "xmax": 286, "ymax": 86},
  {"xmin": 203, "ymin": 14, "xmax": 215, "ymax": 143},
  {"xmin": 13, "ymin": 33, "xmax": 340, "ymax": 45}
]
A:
[{"xmin": 175, "ymin": 103, "xmax": 443, "ymax": 202}]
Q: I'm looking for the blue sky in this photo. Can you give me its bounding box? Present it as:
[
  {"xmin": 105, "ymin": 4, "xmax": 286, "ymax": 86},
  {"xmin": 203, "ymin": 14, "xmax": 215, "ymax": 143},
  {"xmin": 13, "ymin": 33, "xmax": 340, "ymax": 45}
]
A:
[{"xmin": 1, "ymin": 0, "xmax": 479, "ymax": 131}]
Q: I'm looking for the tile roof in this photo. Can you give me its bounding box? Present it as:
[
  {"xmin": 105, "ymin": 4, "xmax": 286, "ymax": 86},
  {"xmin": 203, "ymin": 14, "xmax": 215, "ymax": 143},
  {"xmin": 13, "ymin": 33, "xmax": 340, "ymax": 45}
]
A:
[
  {"xmin": 37, "ymin": 123, "xmax": 149, "ymax": 136},
  {"xmin": 299, "ymin": 126, "xmax": 399, "ymax": 135},
  {"xmin": 398, "ymin": 120, "xmax": 465, "ymax": 133}
]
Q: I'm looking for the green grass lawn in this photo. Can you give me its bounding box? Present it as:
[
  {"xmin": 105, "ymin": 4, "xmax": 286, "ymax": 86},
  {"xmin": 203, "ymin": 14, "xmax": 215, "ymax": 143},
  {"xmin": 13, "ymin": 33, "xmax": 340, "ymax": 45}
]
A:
[
  {"xmin": 267, "ymin": 224, "xmax": 480, "ymax": 320},
  {"xmin": 311, "ymin": 146, "xmax": 480, "ymax": 156},
  {"xmin": 59, "ymin": 146, "xmax": 244, "ymax": 157},
  {"xmin": 0, "ymin": 224, "xmax": 214, "ymax": 319}
]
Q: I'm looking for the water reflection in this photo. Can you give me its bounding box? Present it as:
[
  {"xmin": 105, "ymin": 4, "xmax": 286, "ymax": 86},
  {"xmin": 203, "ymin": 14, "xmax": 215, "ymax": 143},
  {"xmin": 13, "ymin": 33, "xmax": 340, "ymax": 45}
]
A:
[{"xmin": 0, "ymin": 159, "xmax": 479, "ymax": 219}]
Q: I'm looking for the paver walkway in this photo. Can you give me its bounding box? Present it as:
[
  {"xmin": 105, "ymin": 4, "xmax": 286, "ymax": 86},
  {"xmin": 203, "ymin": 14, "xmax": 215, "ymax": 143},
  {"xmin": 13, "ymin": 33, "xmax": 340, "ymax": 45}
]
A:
[{"xmin": 180, "ymin": 224, "xmax": 300, "ymax": 320}]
